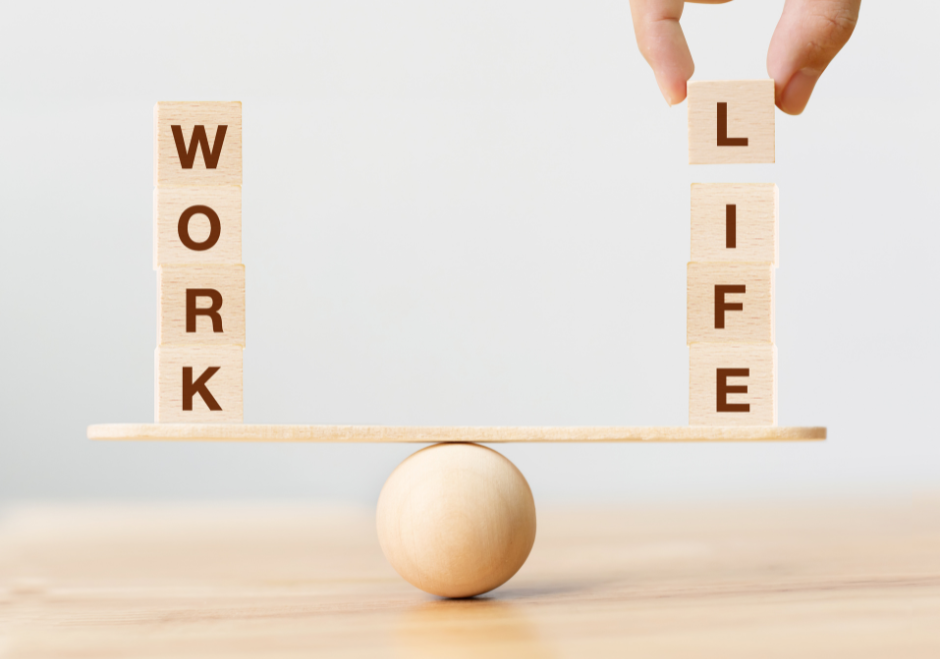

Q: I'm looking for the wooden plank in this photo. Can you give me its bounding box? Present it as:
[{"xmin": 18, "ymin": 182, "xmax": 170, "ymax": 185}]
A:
[
  {"xmin": 154, "ymin": 101, "xmax": 242, "ymax": 186},
  {"xmin": 688, "ymin": 80, "xmax": 775, "ymax": 164},
  {"xmin": 4, "ymin": 501, "xmax": 937, "ymax": 658},
  {"xmin": 157, "ymin": 264, "xmax": 246, "ymax": 346},
  {"xmin": 155, "ymin": 345, "xmax": 243, "ymax": 423},
  {"xmin": 690, "ymin": 344, "xmax": 777, "ymax": 426},
  {"xmin": 691, "ymin": 183, "xmax": 778, "ymax": 264},
  {"xmin": 154, "ymin": 186, "xmax": 242, "ymax": 267},
  {"xmin": 87, "ymin": 423, "xmax": 823, "ymax": 442},
  {"xmin": 687, "ymin": 262, "xmax": 774, "ymax": 344}
]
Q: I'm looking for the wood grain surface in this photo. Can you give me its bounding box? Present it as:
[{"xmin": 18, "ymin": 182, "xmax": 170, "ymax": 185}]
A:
[
  {"xmin": 690, "ymin": 183, "xmax": 778, "ymax": 265},
  {"xmin": 157, "ymin": 264, "xmax": 246, "ymax": 346},
  {"xmin": 154, "ymin": 186, "xmax": 242, "ymax": 267},
  {"xmin": 687, "ymin": 262, "xmax": 775, "ymax": 344},
  {"xmin": 1, "ymin": 499, "xmax": 937, "ymax": 658},
  {"xmin": 154, "ymin": 346, "xmax": 244, "ymax": 423},
  {"xmin": 689, "ymin": 344, "xmax": 777, "ymax": 426},
  {"xmin": 687, "ymin": 80, "xmax": 775, "ymax": 165},
  {"xmin": 87, "ymin": 424, "xmax": 824, "ymax": 443},
  {"xmin": 154, "ymin": 101, "xmax": 242, "ymax": 186}
]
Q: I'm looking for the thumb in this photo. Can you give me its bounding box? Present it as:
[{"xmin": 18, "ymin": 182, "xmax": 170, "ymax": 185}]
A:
[{"xmin": 767, "ymin": 0, "xmax": 861, "ymax": 115}]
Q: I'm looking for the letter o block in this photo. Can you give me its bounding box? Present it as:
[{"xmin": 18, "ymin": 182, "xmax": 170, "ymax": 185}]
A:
[{"xmin": 154, "ymin": 187, "xmax": 242, "ymax": 267}]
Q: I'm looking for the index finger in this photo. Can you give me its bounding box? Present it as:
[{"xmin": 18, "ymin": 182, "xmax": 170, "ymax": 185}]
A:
[{"xmin": 630, "ymin": 0, "xmax": 734, "ymax": 106}]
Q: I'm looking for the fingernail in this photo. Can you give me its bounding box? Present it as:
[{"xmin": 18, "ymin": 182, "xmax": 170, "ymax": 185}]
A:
[{"xmin": 779, "ymin": 69, "xmax": 820, "ymax": 115}]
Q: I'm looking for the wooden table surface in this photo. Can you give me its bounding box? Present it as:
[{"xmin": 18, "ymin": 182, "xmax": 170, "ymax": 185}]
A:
[{"xmin": 1, "ymin": 498, "xmax": 938, "ymax": 658}]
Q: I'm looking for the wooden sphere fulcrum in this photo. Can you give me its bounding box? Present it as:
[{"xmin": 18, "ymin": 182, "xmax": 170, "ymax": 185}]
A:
[{"xmin": 376, "ymin": 443, "xmax": 536, "ymax": 598}]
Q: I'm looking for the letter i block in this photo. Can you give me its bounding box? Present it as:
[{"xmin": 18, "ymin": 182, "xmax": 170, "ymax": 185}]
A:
[
  {"xmin": 691, "ymin": 183, "xmax": 778, "ymax": 264},
  {"xmin": 687, "ymin": 263, "xmax": 774, "ymax": 344},
  {"xmin": 154, "ymin": 102, "xmax": 242, "ymax": 186},
  {"xmin": 154, "ymin": 187, "xmax": 242, "ymax": 267},
  {"xmin": 688, "ymin": 80, "xmax": 775, "ymax": 164},
  {"xmin": 156, "ymin": 346, "xmax": 243, "ymax": 422},
  {"xmin": 690, "ymin": 344, "xmax": 776, "ymax": 426},
  {"xmin": 157, "ymin": 265, "xmax": 246, "ymax": 345}
]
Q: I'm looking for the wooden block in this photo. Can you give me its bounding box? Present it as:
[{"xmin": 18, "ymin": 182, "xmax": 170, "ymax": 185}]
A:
[
  {"xmin": 690, "ymin": 344, "xmax": 776, "ymax": 426},
  {"xmin": 155, "ymin": 345, "xmax": 243, "ymax": 422},
  {"xmin": 154, "ymin": 102, "xmax": 242, "ymax": 186},
  {"xmin": 157, "ymin": 265, "xmax": 245, "ymax": 346},
  {"xmin": 691, "ymin": 183, "xmax": 778, "ymax": 265},
  {"xmin": 154, "ymin": 187, "xmax": 242, "ymax": 267},
  {"xmin": 688, "ymin": 80, "xmax": 774, "ymax": 164},
  {"xmin": 687, "ymin": 263, "xmax": 773, "ymax": 344}
]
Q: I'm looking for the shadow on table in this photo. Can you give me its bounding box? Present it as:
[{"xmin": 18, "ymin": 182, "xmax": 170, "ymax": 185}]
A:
[{"xmin": 393, "ymin": 599, "xmax": 556, "ymax": 659}]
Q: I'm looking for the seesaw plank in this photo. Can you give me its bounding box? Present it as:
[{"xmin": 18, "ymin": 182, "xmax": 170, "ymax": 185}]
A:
[{"xmin": 87, "ymin": 424, "xmax": 825, "ymax": 443}]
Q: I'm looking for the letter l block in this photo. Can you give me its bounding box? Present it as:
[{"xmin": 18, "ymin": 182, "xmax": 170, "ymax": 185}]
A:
[{"xmin": 688, "ymin": 80, "xmax": 775, "ymax": 164}]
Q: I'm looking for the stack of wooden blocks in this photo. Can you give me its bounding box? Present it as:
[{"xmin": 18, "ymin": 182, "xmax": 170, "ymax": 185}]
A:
[
  {"xmin": 687, "ymin": 81, "xmax": 778, "ymax": 426},
  {"xmin": 153, "ymin": 102, "xmax": 245, "ymax": 422}
]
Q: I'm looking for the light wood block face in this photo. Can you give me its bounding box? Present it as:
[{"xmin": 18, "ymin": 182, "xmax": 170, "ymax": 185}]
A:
[
  {"xmin": 687, "ymin": 263, "xmax": 774, "ymax": 344},
  {"xmin": 691, "ymin": 183, "xmax": 778, "ymax": 264},
  {"xmin": 157, "ymin": 265, "xmax": 245, "ymax": 346},
  {"xmin": 155, "ymin": 345, "xmax": 243, "ymax": 423},
  {"xmin": 88, "ymin": 424, "xmax": 824, "ymax": 442},
  {"xmin": 690, "ymin": 344, "xmax": 776, "ymax": 426},
  {"xmin": 688, "ymin": 80, "xmax": 775, "ymax": 165},
  {"xmin": 154, "ymin": 187, "xmax": 242, "ymax": 267},
  {"xmin": 154, "ymin": 102, "xmax": 242, "ymax": 186}
]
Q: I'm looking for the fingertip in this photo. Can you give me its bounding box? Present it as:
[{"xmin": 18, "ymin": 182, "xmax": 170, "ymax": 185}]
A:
[
  {"xmin": 776, "ymin": 69, "xmax": 819, "ymax": 115},
  {"xmin": 656, "ymin": 76, "xmax": 687, "ymax": 107}
]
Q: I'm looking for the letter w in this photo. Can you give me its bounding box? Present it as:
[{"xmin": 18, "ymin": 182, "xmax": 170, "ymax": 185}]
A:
[{"xmin": 171, "ymin": 125, "xmax": 228, "ymax": 169}]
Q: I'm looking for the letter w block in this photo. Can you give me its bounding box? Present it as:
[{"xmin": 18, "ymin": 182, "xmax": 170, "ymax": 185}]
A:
[
  {"xmin": 155, "ymin": 345, "xmax": 243, "ymax": 422},
  {"xmin": 154, "ymin": 102, "xmax": 242, "ymax": 186}
]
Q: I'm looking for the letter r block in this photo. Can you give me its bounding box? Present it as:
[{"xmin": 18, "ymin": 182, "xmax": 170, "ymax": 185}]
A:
[
  {"xmin": 154, "ymin": 102, "xmax": 242, "ymax": 186},
  {"xmin": 154, "ymin": 186, "xmax": 242, "ymax": 267},
  {"xmin": 689, "ymin": 344, "xmax": 776, "ymax": 426},
  {"xmin": 687, "ymin": 263, "xmax": 774, "ymax": 344},
  {"xmin": 155, "ymin": 345, "xmax": 243, "ymax": 422},
  {"xmin": 691, "ymin": 183, "xmax": 778, "ymax": 265},
  {"xmin": 157, "ymin": 265, "xmax": 246, "ymax": 346},
  {"xmin": 688, "ymin": 80, "xmax": 775, "ymax": 164}
]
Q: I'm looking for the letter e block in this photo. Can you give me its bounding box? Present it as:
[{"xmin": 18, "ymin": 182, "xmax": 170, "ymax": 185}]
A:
[
  {"xmin": 154, "ymin": 102, "xmax": 242, "ymax": 186},
  {"xmin": 688, "ymin": 80, "xmax": 774, "ymax": 164},
  {"xmin": 154, "ymin": 186, "xmax": 242, "ymax": 267},
  {"xmin": 156, "ymin": 345, "xmax": 243, "ymax": 422},
  {"xmin": 157, "ymin": 265, "xmax": 246, "ymax": 346},
  {"xmin": 687, "ymin": 263, "xmax": 774, "ymax": 344},
  {"xmin": 691, "ymin": 183, "xmax": 778, "ymax": 264},
  {"xmin": 690, "ymin": 344, "xmax": 776, "ymax": 426}
]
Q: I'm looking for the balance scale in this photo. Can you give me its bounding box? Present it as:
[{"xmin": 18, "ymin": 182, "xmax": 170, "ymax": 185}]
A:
[{"xmin": 90, "ymin": 81, "xmax": 825, "ymax": 598}]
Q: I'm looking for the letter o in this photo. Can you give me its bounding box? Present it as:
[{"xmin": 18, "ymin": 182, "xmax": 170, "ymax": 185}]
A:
[{"xmin": 178, "ymin": 205, "xmax": 221, "ymax": 251}]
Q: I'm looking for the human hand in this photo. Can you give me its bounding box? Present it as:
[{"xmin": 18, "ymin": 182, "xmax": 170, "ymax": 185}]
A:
[{"xmin": 629, "ymin": 0, "xmax": 861, "ymax": 114}]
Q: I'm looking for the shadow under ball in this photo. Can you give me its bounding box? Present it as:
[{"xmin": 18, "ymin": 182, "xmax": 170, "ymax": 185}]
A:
[{"xmin": 376, "ymin": 443, "xmax": 537, "ymax": 598}]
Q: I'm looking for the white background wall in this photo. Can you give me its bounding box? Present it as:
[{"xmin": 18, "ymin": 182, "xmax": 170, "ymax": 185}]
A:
[{"xmin": 1, "ymin": 1, "xmax": 936, "ymax": 504}]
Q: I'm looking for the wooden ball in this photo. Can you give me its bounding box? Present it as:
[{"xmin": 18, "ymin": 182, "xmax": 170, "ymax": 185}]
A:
[{"xmin": 376, "ymin": 443, "xmax": 536, "ymax": 598}]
